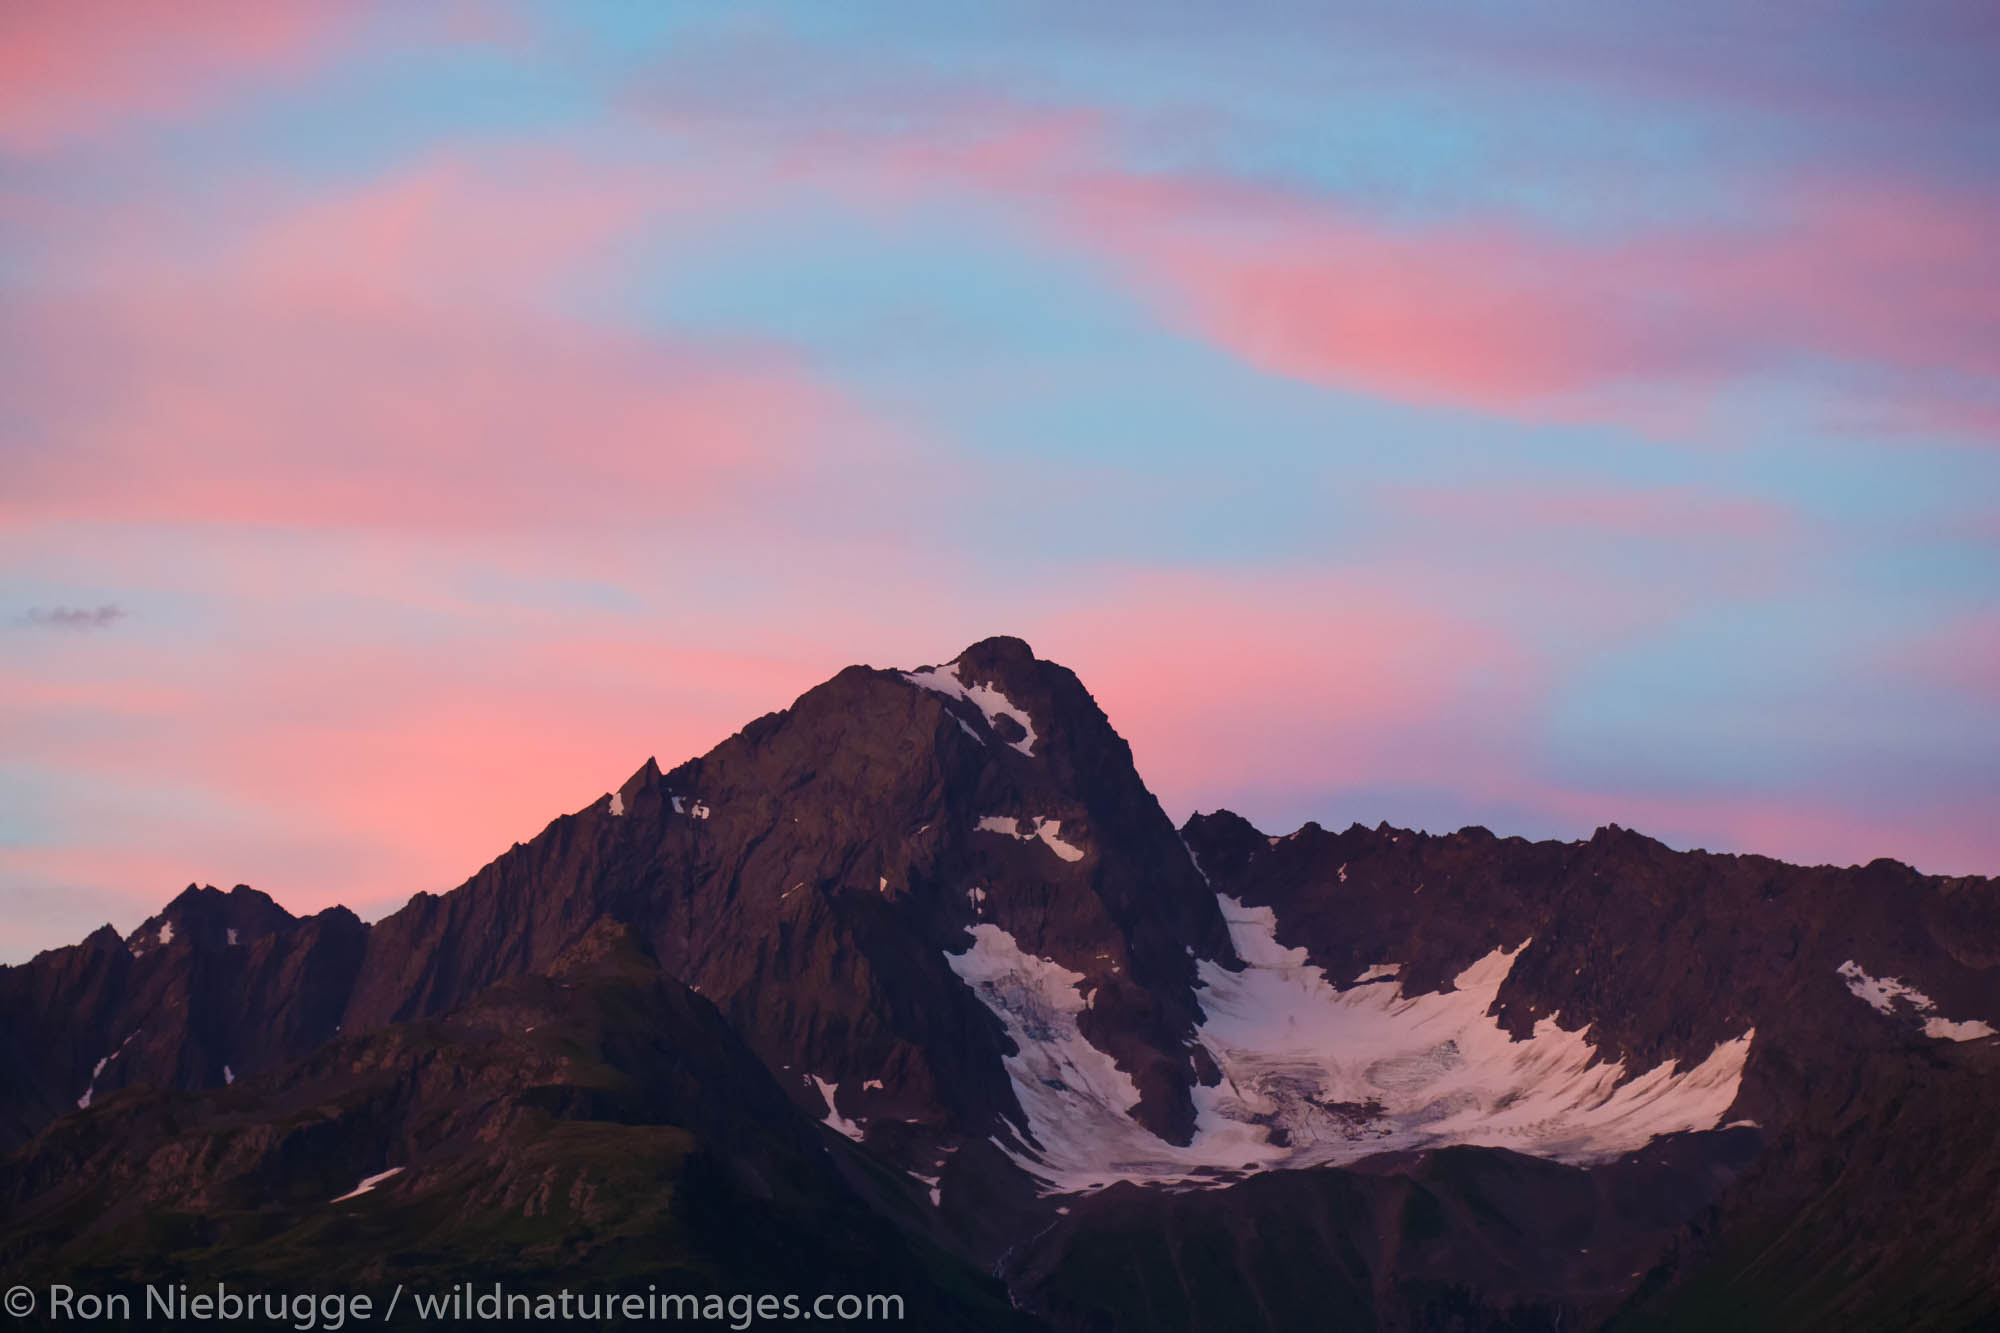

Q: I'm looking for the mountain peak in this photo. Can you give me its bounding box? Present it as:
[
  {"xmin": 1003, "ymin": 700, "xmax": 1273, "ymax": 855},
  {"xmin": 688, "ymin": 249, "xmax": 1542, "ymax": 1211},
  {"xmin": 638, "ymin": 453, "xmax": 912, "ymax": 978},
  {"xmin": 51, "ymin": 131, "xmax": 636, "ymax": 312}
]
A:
[
  {"xmin": 128, "ymin": 882, "xmax": 298, "ymax": 955},
  {"xmin": 955, "ymin": 634, "xmax": 1038, "ymax": 670},
  {"xmin": 1588, "ymin": 822, "xmax": 1667, "ymax": 854}
]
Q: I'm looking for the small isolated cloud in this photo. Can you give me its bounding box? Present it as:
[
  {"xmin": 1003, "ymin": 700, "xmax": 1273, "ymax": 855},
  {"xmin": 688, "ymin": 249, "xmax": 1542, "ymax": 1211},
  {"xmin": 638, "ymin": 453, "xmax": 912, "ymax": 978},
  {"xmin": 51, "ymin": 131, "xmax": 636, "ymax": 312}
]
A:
[{"xmin": 18, "ymin": 604, "xmax": 126, "ymax": 631}]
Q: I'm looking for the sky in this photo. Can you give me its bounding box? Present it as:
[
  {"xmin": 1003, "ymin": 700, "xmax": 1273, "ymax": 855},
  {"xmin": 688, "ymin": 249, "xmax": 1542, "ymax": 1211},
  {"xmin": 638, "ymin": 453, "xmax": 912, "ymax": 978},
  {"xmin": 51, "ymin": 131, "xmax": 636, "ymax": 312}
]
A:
[{"xmin": 3, "ymin": 1, "xmax": 1997, "ymax": 961}]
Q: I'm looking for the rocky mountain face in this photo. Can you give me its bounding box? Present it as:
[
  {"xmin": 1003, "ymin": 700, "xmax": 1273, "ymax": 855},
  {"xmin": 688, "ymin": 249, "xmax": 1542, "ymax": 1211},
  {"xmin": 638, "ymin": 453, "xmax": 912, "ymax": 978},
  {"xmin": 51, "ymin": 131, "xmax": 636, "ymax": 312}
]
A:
[
  {"xmin": 0, "ymin": 885, "xmax": 365, "ymax": 1151},
  {"xmin": 0, "ymin": 918, "xmax": 1032, "ymax": 1329},
  {"xmin": 3, "ymin": 637, "xmax": 1996, "ymax": 1330}
]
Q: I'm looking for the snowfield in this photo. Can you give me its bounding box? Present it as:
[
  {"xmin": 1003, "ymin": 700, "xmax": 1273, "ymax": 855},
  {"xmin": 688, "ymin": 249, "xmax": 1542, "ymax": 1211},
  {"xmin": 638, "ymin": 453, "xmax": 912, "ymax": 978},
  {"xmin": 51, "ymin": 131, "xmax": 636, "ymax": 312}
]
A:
[{"xmin": 946, "ymin": 895, "xmax": 1755, "ymax": 1194}]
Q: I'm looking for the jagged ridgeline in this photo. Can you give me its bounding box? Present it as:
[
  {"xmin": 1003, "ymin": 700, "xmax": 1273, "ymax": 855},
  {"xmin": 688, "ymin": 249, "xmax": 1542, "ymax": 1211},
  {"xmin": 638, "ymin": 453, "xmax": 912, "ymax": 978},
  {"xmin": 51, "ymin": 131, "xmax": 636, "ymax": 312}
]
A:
[{"xmin": 4, "ymin": 638, "xmax": 1997, "ymax": 1332}]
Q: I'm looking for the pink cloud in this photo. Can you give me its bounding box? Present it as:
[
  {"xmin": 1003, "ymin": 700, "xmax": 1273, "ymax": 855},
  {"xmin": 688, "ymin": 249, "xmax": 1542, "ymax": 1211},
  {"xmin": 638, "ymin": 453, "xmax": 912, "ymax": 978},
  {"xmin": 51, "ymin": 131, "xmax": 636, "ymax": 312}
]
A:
[
  {"xmin": 718, "ymin": 96, "xmax": 2000, "ymax": 437},
  {"xmin": 1071, "ymin": 171, "xmax": 2000, "ymax": 431},
  {"xmin": 0, "ymin": 0, "xmax": 354, "ymax": 154},
  {"xmin": 2, "ymin": 153, "xmax": 900, "ymax": 534},
  {"xmin": 1668, "ymin": 176, "xmax": 2000, "ymax": 382},
  {"xmin": 1103, "ymin": 204, "xmax": 1687, "ymax": 414}
]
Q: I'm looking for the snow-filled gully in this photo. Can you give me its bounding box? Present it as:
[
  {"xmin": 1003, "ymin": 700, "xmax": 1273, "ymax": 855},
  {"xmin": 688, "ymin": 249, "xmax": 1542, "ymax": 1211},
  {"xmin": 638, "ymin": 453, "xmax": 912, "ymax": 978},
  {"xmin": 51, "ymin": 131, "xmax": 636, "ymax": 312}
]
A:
[{"xmin": 903, "ymin": 661, "xmax": 1039, "ymax": 756}]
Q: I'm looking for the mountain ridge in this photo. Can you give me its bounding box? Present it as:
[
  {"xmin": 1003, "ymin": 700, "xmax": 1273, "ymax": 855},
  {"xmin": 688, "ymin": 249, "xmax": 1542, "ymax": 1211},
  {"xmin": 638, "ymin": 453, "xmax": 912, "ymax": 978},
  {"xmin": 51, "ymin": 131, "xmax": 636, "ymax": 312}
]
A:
[{"xmin": 4, "ymin": 636, "xmax": 1996, "ymax": 1330}]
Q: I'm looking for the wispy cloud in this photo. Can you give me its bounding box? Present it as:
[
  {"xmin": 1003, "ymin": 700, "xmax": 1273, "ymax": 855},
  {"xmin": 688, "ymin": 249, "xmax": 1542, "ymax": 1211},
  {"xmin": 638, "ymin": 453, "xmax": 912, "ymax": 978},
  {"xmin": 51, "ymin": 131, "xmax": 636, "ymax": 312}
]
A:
[{"xmin": 17, "ymin": 604, "xmax": 126, "ymax": 631}]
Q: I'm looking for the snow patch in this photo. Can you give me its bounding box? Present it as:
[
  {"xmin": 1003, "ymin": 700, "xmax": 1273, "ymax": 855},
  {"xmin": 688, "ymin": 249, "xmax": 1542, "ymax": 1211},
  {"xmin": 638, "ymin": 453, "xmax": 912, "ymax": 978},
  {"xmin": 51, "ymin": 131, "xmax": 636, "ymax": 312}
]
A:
[
  {"xmin": 1182, "ymin": 835, "xmax": 1210, "ymax": 884},
  {"xmin": 608, "ymin": 791, "xmax": 624, "ymax": 816},
  {"xmin": 1037, "ymin": 821, "xmax": 1085, "ymax": 862},
  {"xmin": 223, "ymin": 1065, "xmax": 235, "ymax": 1085},
  {"xmin": 976, "ymin": 815, "xmax": 1084, "ymax": 863},
  {"xmin": 1838, "ymin": 959, "xmax": 1934, "ymax": 1015},
  {"xmin": 903, "ymin": 660, "xmax": 1039, "ymax": 756},
  {"xmin": 671, "ymin": 795, "xmax": 685, "ymax": 814},
  {"xmin": 226, "ymin": 928, "xmax": 238, "ymax": 946},
  {"xmin": 878, "ymin": 876, "xmax": 889, "ymax": 893},
  {"xmin": 1354, "ymin": 964, "xmax": 1400, "ymax": 984},
  {"xmin": 1839, "ymin": 960, "xmax": 1995, "ymax": 1041},
  {"xmin": 809, "ymin": 1075, "xmax": 865, "ymax": 1142},
  {"xmin": 690, "ymin": 801, "xmax": 711, "ymax": 820},
  {"xmin": 331, "ymin": 1166, "xmax": 403, "ymax": 1203},
  {"xmin": 944, "ymin": 925, "xmax": 1141, "ymax": 1187},
  {"xmin": 947, "ymin": 903, "xmax": 1754, "ymax": 1195},
  {"xmin": 77, "ymin": 1030, "xmax": 139, "ymax": 1110},
  {"xmin": 156, "ymin": 920, "xmax": 173, "ymax": 946},
  {"xmin": 1925, "ymin": 1017, "xmax": 1998, "ymax": 1040},
  {"xmin": 863, "ymin": 1078, "xmax": 885, "ymax": 1091}
]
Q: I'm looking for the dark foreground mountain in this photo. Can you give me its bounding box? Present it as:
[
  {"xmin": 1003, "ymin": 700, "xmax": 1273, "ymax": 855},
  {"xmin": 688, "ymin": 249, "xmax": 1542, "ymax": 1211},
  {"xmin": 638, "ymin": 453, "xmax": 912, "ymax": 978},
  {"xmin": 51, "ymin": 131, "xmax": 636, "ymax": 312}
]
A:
[
  {"xmin": 3, "ymin": 638, "xmax": 1996, "ymax": 1330},
  {"xmin": 1, "ymin": 918, "xmax": 1027, "ymax": 1328}
]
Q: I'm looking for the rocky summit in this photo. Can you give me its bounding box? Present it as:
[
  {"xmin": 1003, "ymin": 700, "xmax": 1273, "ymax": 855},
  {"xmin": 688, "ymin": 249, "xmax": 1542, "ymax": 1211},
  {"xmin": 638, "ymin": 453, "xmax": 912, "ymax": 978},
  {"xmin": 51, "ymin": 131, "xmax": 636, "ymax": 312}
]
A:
[{"xmin": 3, "ymin": 638, "xmax": 1996, "ymax": 1331}]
